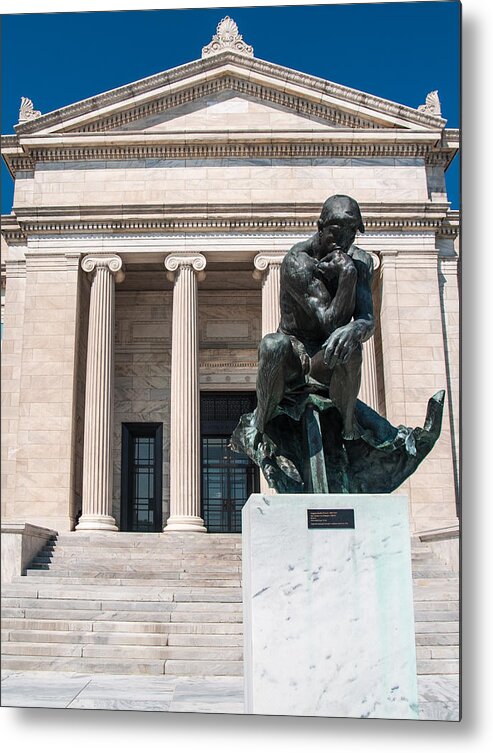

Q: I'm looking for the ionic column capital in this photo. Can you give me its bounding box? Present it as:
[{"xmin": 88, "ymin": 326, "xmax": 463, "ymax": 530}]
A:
[
  {"xmin": 253, "ymin": 252, "xmax": 285, "ymax": 280},
  {"xmin": 82, "ymin": 255, "xmax": 125, "ymax": 283},
  {"xmin": 367, "ymin": 251, "xmax": 381, "ymax": 271},
  {"xmin": 165, "ymin": 253, "xmax": 207, "ymax": 282}
]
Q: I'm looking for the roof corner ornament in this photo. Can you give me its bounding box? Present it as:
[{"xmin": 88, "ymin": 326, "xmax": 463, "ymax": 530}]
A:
[
  {"xmin": 202, "ymin": 16, "xmax": 254, "ymax": 58},
  {"xmin": 18, "ymin": 97, "xmax": 42, "ymax": 123},
  {"xmin": 418, "ymin": 90, "xmax": 442, "ymax": 117}
]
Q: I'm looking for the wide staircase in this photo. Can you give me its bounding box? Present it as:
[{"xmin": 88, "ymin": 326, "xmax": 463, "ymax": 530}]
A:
[
  {"xmin": 411, "ymin": 538, "xmax": 459, "ymax": 677},
  {"xmin": 1, "ymin": 533, "xmax": 458, "ymax": 678},
  {"xmin": 1, "ymin": 533, "xmax": 243, "ymax": 676}
]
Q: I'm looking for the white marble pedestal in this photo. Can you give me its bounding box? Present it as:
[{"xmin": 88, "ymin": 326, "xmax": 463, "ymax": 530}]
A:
[{"xmin": 242, "ymin": 494, "xmax": 418, "ymax": 719}]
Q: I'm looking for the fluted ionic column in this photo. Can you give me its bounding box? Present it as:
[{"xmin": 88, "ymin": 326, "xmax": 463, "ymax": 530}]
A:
[
  {"xmin": 76, "ymin": 255, "xmax": 124, "ymax": 531},
  {"xmin": 164, "ymin": 254, "xmax": 207, "ymax": 532},
  {"xmin": 359, "ymin": 251, "xmax": 381, "ymax": 411},
  {"xmin": 360, "ymin": 337, "xmax": 379, "ymax": 411},
  {"xmin": 253, "ymin": 253, "xmax": 285, "ymax": 336},
  {"xmin": 253, "ymin": 253, "xmax": 285, "ymax": 492}
]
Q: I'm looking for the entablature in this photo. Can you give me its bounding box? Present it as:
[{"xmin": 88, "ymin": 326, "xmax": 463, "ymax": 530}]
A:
[
  {"xmin": 2, "ymin": 128, "xmax": 456, "ymax": 178},
  {"xmin": 1, "ymin": 201, "xmax": 455, "ymax": 246}
]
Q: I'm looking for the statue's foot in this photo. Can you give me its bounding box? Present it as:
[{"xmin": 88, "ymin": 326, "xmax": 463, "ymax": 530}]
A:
[
  {"xmin": 342, "ymin": 418, "xmax": 364, "ymax": 442},
  {"xmin": 423, "ymin": 390, "xmax": 446, "ymax": 439},
  {"xmin": 261, "ymin": 458, "xmax": 279, "ymax": 487}
]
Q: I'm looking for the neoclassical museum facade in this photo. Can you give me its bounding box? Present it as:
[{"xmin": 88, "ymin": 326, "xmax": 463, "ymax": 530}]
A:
[{"xmin": 1, "ymin": 19, "xmax": 459, "ymax": 540}]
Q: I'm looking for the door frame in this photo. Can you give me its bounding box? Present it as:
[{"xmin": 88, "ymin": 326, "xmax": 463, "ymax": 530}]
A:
[
  {"xmin": 120, "ymin": 422, "xmax": 163, "ymax": 532},
  {"xmin": 200, "ymin": 391, "xmax": 259, "ymax": 533}
]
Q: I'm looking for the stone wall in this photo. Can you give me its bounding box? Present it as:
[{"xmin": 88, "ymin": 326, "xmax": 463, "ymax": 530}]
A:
[
  {"xmin": 8, "ymin": 252, "xmax": 82, "ymax": 531},
  {"xmin": 1, "ymin": 258, "xmax": 27, "ymax": 520},
  {"xmin": 379, "ymin": 249, "xmax": 457, "ymax": 530},
  {"xmin": 15, "ymin": 157, "xmax": 429, "ymax": 210}
]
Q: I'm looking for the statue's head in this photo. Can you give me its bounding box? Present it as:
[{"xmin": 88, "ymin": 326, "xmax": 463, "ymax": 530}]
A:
[{"xmin": 317, "ymin": 195, "xmax": 365, "ymax": 251}]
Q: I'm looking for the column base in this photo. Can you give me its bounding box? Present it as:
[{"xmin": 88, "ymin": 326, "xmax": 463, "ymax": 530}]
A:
[
  {"xmin": 75, "ymin": 514, "xmax": 118, "ymax": 532},
  {"xmin": 164, "ymin": 515, "xmax": 207, "ymax": 533}
]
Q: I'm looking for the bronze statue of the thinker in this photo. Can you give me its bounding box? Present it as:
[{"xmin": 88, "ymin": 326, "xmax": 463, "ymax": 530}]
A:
[{"xmin": 231, "ymin": 195, "xmax": 444, "ymax": 494}]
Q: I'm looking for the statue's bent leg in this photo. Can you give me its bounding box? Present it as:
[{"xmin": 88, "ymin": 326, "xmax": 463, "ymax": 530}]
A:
[
  {"xmin": 329, "ymin": 344, "xmax": 363, "ymax": 440},
  {"xmin": 255, "ymin": 333, "xmax": 304, "ymax": 432}
]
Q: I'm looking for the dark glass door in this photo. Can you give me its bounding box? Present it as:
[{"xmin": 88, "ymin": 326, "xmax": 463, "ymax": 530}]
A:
[
  {"xmin": 121, "ymin": 423, "xmax": 163, "ymax": 532},
  {"xmin": 201, "ymin": 392, "xmax": 259, "ymax": 533}
]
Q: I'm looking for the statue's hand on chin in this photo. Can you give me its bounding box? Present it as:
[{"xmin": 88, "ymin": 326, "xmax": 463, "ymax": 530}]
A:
[{"xmin": 317, "ymin": 249, "xmax": 356, "ymax": 283}]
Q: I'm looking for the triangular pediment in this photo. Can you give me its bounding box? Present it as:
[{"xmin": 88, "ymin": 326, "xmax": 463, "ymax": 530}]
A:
[
  {"xmin": 113, "ymin": 89, "xmax": 342, "ymax": 133},
  {"xmin": 13, "ymin": 51, "xmax": 446, "ymax": 138}
]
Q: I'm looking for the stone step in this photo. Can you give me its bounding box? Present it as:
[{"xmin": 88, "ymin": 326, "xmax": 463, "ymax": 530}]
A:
[
  {"xmin": 414, "ymin": 621, "xmax": 459, "ymax": 634},
  {"xmin": 166, "ymin": 633, "xmax": 243, "ymax": 647},
  {"xmin": 20, "ymin": 575, "xmax": 243, "ymax": 587},
  {"xmin": 34, "ymin": 547, "xmax": 242, "ymax": 557},
  {"xmin": 3, "ymin": 585, "xmax": 242, "ymax": 601},
  {"xmin": 52, "ymin": 541, "xmax": 242, "ymax": 552},
  {"xmin": 413, "ymin": 576, "xmax": 459, "ymax": 585},
  {"xmin": 0, "ymin": 655, "xmax": 243, "ymax": 676},
  {"xmin": 30, "ymin": 556, "xmax": 242, "ymax": 567},
  {"xmin": 416, "ymin": 659, "xmax": 459, "ymax": 674},
  {"xmin": 1, "ymin": 617, "xmax": 243, "ymax": 634},
  {"xmin": 26, "ymin": 567, "xmax": 241, "ymax": 578},
  {"xmin": 413, "ymin": 590, "xmax": 459, "ymax": 602},
  {"xmin": 2, "ymin": 597, "xmax": 243, "ymax": 613},
  {"xmin": 164, "ymin": 660, "xmax": 243, "ymax": 676},
  {"xmin": 411, "ymin": 549, "xmax": 435, "ymax": 556},
  {"xmin": 2, "ymin": 629, "xmax": 243, "ymax": 647},
  {"xmin": 2, "ymin": 607, "xmax": 243, "ymax": 623},
  {"xmin": 39, "ymin": 551, "xmax": 242, "ymax": 560},
  {"xmin": 416, "ymin": 646, "xmax": 459, "ymax": 659},
  {"xmin": 415, "ymin": 633, "xmax": 459, "ymax": 646},
  {"xmin": 2, "ymin": 641, "xmax": 243, "ymax": 661},
  {"xmin": 410, "ymin": 600, "xmax": 459, "ymax": 611},
  {"xmin": 414, "ymin": 610, "xmax": 459, "ymax": 622},
  {"xmin": 38, "ymin": 550, "xmax": 242, "ymax": 559},
  {"xmin": 412, "ymin": 570, "xmax": 457, "ymax": 579},
  {"xmin": 55, "ymin": 532, "xmax": 241, "ymax": 539},
  {"xmin": 30, "ymin": 563, "xmax": 242, "ymax": 575},
  {"xmin": 0, "ymin": 655, "xmax": 166, "ymax": 675}
]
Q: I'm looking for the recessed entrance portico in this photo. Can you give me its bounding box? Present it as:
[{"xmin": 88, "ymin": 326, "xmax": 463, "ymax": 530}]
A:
[{"xmin": 201, "ymin": 392, "xmax": 259, "ymax": 533}]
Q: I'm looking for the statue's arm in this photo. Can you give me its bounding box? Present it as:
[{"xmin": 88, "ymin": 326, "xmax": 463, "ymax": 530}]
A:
[
  {"xmin": 281, "ymin": 250, "xmax": 339, "ymax": 332},
  {"xmin": 316, "ymin": 250, "xmax": 358, "ymax": 331},
  {"xmin": 322, "ymin": 250, "xmax": 375, "ymax": 367},
  {"xmin": 350, "ymin": 251, "xmax": 375, "ymax": 342}
]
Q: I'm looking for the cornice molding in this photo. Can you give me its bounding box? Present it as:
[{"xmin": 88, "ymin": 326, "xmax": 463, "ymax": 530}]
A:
[
  {"xmin": 24, "ymin": 251, "xmax": 83, "ymax": 273},
  {"xmin": 2, "ymin": 120, "xmax": 458, "ymax": 179},
  {"xmin": 11, "ymin": 51, "xmax": 445, "ymax": 138},
  {"xmin": 2, "ymin": 137, "xmax": 452, "ymax": 178},
  {"xmin": 1, "ymin": 215, "xmax": 25, "ymax": 244},
  {"xmin": 4, "ymin": 259, "xmax": 26, "ymax": 278}
]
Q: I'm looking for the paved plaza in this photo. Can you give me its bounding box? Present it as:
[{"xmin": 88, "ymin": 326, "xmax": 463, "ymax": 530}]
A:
[{"xmin": 1, "ymin": 670, "xmax": 458, "ymax": 720}]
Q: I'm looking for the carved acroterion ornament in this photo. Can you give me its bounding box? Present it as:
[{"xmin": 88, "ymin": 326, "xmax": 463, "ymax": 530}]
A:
[
  {"xmin": 18, "ymin": 97, "xmax": 42, "ymax": 123},
  {"xmin": 202, "ymin": 16, "xmax": 254, "ymax": 58},
  {"xmin": 418, "ymin": 90, "xmax": 442, "ymax": 117}
]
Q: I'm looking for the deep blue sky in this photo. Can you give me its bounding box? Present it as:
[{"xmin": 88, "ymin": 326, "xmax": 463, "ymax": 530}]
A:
[{"xmin": 1, "ymin": 2, "xmax": 460, "ymax": 213}]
